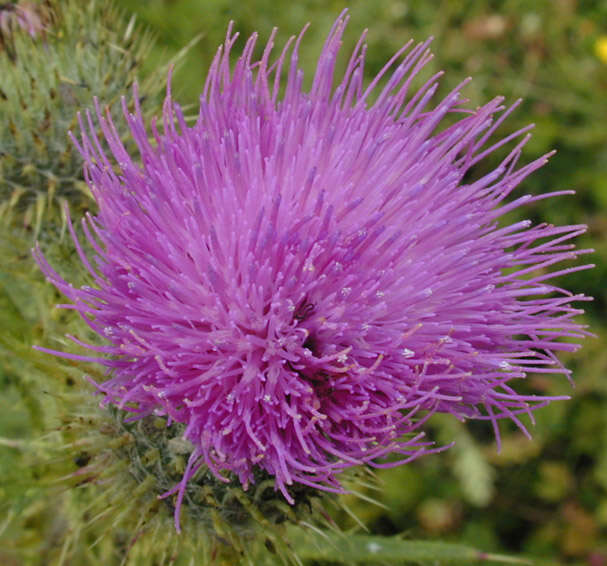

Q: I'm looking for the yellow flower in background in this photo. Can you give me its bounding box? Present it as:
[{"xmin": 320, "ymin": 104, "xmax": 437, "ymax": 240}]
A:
[{"xmin": 595, "ymin": 36, "xmax": 607, "ymax": 63}]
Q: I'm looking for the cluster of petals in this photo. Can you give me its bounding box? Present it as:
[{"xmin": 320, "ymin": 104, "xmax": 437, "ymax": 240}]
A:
[{"xmin": 35, "ymin": 13, "xmax": 592, "ymax": 529}]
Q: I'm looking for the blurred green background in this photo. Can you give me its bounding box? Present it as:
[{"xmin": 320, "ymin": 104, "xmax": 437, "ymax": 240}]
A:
[
  {"xmin": 118, "ymin": 0, "xmax": 607, "ymax": 560},
  {"xmin": 2, "ymin": 0, "xmax": 606, "ymax": 563}
]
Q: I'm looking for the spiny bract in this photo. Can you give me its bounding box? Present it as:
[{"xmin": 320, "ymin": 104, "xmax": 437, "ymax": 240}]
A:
[{"xmin": 35, "ymin": 13, "xmax": 592, "ymax": 530}]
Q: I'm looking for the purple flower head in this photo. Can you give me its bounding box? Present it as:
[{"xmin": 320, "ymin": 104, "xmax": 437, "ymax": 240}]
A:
[{"xmin": 35, "ymin": 14, "xmax": 592, "ymax": 530}]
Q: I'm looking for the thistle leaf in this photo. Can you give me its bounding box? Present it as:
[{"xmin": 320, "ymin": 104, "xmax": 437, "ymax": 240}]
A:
[{"xmin": 289, "ymin": 527, "xmax": 532, "ymax": 564}]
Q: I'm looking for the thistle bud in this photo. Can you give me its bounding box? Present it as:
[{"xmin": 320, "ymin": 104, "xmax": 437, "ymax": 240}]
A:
[{"xmin": 0, "ymin": 0, "xmax": 161, "ymax": 227}]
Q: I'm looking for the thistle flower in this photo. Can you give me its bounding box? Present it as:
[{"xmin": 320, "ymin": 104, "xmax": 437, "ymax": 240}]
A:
[{"xmin": 35, "ymin": 13, "xmax": 591, "ymax": 530}]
